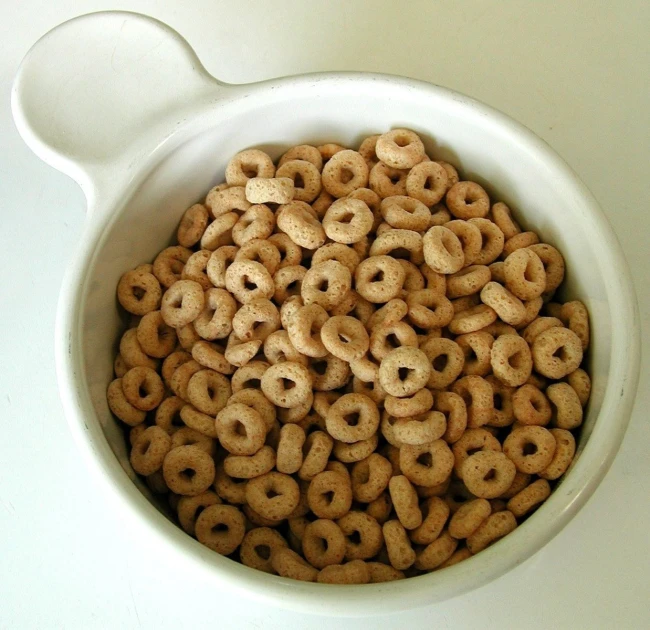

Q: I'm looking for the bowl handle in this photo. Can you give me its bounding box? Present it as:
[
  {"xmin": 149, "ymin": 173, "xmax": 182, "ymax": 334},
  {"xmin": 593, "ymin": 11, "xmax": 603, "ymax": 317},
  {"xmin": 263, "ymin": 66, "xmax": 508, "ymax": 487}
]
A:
[{"xmin": 11, "ymin": 11, "xmax": 225, "ymax": 204}]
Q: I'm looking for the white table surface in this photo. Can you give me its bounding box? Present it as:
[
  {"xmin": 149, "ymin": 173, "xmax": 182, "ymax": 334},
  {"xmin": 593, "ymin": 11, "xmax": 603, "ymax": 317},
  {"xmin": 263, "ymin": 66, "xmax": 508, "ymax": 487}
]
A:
[{"xmin": 1, "ymin": 1, "xmax": 648, "ymax": 628}]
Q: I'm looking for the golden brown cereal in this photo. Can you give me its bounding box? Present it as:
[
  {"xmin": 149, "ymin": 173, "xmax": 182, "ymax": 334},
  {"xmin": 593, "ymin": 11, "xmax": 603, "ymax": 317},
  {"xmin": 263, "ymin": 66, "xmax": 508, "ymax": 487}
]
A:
[
  {"xmin": 532, "ymin": 327, "xmax": 583, "ymax": 379},
  {"xmin": 446, "ymin": 181, "xmax": 490, "ymax": 220},
  {"xmin": 444, "ymin": 220, "xmax": 482, "ymax": 267},
  {"xmin": 246, "ymin": 471, "xmax": 300, "ymax": 521},
  {"xmin": 154, "ymin": 396, "xmax": 185, "ymax": 435},
  {"xmin": 423, "ymin": 226, "xmax": 464, "ymax": 274},
  {"xmin": 276, "ymin": 160, "xmax": 322, "ymax": 203},
  {"xmin": 136, "ymin": 311, "xmax": 177, "ymax": 359},
  {"xmin": 271, "ymin": 547, "xmax": 318, "ymax": 582},
  {"xmin": 503, "ymin": 231, "xmax": 539, "ymax": 257},
  {"xmin": 503, "ymin": 425, "xmax": 557, "ymax": 474},
  {"xmin": 383, "ymin": 520, "xmax": 416, "ymax": 570},
  {"xmin": 406, "ymin": 160, "xmax": 449, "ymax": 207},
  {"xmin": 117, "ymin": 269, "xmax": 162, "ymax": 316},
  {"xmin": 325, "ymin": 393, "xmax": 380, "ymax": 443},
  {"xmin": 181, "ymin": 250, "xmax": 213, "ymax": 290},
  {"xmin": 216, "ymin": 403, "xmax": 266, "ymax": 455},
  {"xmin": 177, "ymin": 491, "xmax": 222, "ymax": 535},
  {"xmin": 369, "ymin": 320, "xmax": 418, "ymax": 361},
  {"xmin": 170, "ymin": 427, "xmax": 215, "ymax": 454},
  {"xmin": 322, "ymin": 198, "xmax": 373, "ymax": 245},
  {"xmin": 302, "ymin": 519, "xmax": 346, "ymax": 569},
  {"xmin": 226, "ymin": 149, "xmax": 275, "ymax": 187},
  {"xmin": 335, "ymin": 511, "xmax": 383, "ymax": 560},
  {"xmin": 466, "ymin": 510, "xmax": 517, "ymax": 554},
  {"xmin": 276, "ymin": 201, "xmax": 326, "ymax": 249},
  {"xmin": 237, "ymin": 239, "xmax": 281, "ymax": 276},
  {"xmin": 224, "ymin": 335, "xmax": 262, "ymax": 368},
  {"xmin": 376, "ymin": 129, "xmax": 426, "ymax": 170},
  {"xmin": 206, "ymin": 246, "xmax": 239, "ymax": 289},
  {"xmin": 512, "ymin": 384, "xmax": 551, "ymax": 426},
  {"xmin": 468, "ymin": 218, "xmax": 505, "ymax": 265},
  {"xmin": 451, "ymin": 375, "xmax": 494, "ymax": 428},
  {"xmin": 540, "ymin": 428, "xmax": 576, "ymax": 480},
  {"xmin": 461, "ymin": 451, "xmax": 517, "ymax": 499},
  {"xmin": 439, "ymin": 547, "xmax": 472, "ymax": 569},
  {"xmin": 153, "ymin": 246, "xmax": 193, "ymax": 289},
  {"xmin": 448, "ymin": 498, "xmax": 491, "ymax": 539},
  {"xmin": 490, "ymin": 334, "xmax": 532, "ymax": 387},
  {"xmin": 503, "ymin": 248, "xmax": 546, "ymax": 301},
  {"xmin": 130, "ymin": 426, "xmax": 172, "ymax": 476},
  {"xmin": 121, "ymin": 366, "xmax": 164, "ymax": 412},
  {"xmin": 308, "ymin": 471, "xmax": 353, "ymax": 519},
  {"xmin": 528, "ymin": 243, "xmax": 565, "ymax": 293},
  {"xmin": 392, "ymin": 410, "xmax": 445, "ymax": 445},
  {"xmin": 273, "ymin": 265, "xmax": 308, "ymax": 304},
  {"xmin": 436, "ymin": 392, "xmax": 468, "ymax": 444},
  {"xmin": 385, "ymin": 389, "xmax": 434, "ymax": 420},
  {"xmin": 389, "ymin": 475, "xmax": 423, "ymax": 530},
  {"xmin": 195, "ymin": 504, "xmax": 246, "ymax": 554},
  {"xmin": 160, "ymin": 280, "xmax": 205, "ymax": 328},
  {"xmin": 480, "ymin": 281, "xmax": 526, "ymax": 326},
  {"xmin": 224, "ymin": 445, "xmax": 276, "ymax": 479},
  {"xmin": 240, "ymin": 527, "xmax": 288, "ymax": 574},
  {"xmin": 507, "ymin": 478, "xmax": 551, "ymax": 518},
  {"xmin": 452, "ymin": 428, "xmax": 502, "ymax": 477},
  {"xmin": 178, "ymin": 404, "xmax": 218, "ymax": 439},
  {"xmin": 231, "ymin": 204, "xmax": 275, "ymax": 247},
  {"xmin": 321, "ymin": 150, "xmax": 369, "ymax": 198},
  {"xmin": 233, "ymin": 299, "xmax": 280, "ymax": 343},
  {"xmin": 177, "ymin": 203, "xmax": 209, "ymax": 248},
  {"xmin": 456, "ymin": 331, "xmax": 494, "ymax": 377},
  {"xmin": 225, "ymin": 260, "xmax": 274, "ymax": 304},
  {"xmin": 547, "ymin": 382, "xmax": 584, "ymax": 429},
  {"xmin": 317, "ymin": 560, "xmax": 371, "ymax": 584},
  {"xmin": 170, "ymin": 360, "xmax": 202, "ymax": 400},
  {"xmin": 163, "ymin": 445, "xmax": 216, "ymax": 496},
  {"xmin": 261, "ymin": 361, "xmax": 312, "ymax": 408},
  {"xmin": 449, "ymin": 304, "xmax": 497, "ymax": 335},
  {"xmin": 206, "ymin": 186, "xmax": 251, "ymax": 218},
  {"xmin": 380, "ymin": 195, "xmax": 430, "ymax": 231},
  {"xmin": 485, "ymin": 375, "xmax": 515, "ymax": 428},
  {"xmin": 351, "ymin": 453, "xmax": 392, "ymax": 503},
  {"xmin": 333, "ymin": 434, "xmax": 379, "ymax": 463},
  {"xmin": 400, "ymin": 440, "xmax": 454, "ymax": 487},
  {"xmin": 107, "ymin": 379, "xmax": 146, "ymax": 426},
  {"xmin": 415, "ymin": 531, "xmax": 458, "ymax": 570},
  {"xmin": 447, "ymin": 265, "xmax": 491, "ymax": 299},
  {"xmin": 301, "ymin": 260, "xmax": 352, "ymax": 311},
  {"xmin": 276, "ymin": 424, "xmax": 306, "ymax": 474},
  {"xmin": 200, "ymin": 212, "xmax": 239, "ymax": 250},
  {"xmin": 491, "ymin": 202, "xmax": 521, "ymax": 239},
  {"xmin": 406, "ymin": 289, "xmax": 454, "ymax": 329},
  {"xmin": 369, "ymin": 162, "xmax": 408, "ymax": 198},
  {"xmin": 214, "ymin": 463, "xmax": 247, "ymax": 504},
  {"xmin": 355, "ymin": 255, "xmax": 406, "ymax": 303},
  {"xmin": 299, "ymin": 431, "xmax": 334, "ymax": 481},
  {"xmin": 420, "ymin": 337, "xmax": 465, "ymax": 389},
  {"xmin": 567, "ymin": 368, "xmax": 591, "ymax": 407},
  {"xmin": 378, "ymin": 347, "xmax": 431, "ymax": 397}
]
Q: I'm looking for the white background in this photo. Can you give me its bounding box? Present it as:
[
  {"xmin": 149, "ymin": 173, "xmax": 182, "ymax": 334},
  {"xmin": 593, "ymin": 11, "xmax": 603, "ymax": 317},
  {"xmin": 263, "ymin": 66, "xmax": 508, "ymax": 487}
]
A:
[{"xmin": 1, "ymin": 1, "xmax": 648, "ymax": 628}]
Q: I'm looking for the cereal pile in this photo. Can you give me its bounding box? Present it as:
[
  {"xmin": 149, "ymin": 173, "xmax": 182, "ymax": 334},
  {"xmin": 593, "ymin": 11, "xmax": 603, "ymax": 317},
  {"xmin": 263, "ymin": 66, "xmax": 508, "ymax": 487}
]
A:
[{"xmin": 108, "ymin": 129, "xmax": 591, "ymax": 584}]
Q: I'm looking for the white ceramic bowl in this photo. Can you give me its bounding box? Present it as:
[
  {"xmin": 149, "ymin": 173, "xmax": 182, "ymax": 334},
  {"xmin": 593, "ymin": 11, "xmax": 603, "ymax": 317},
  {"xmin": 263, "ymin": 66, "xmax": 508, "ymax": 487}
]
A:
[{"xmin": 12, "ymin": 11, "xmax": 640, "ymax": 617}]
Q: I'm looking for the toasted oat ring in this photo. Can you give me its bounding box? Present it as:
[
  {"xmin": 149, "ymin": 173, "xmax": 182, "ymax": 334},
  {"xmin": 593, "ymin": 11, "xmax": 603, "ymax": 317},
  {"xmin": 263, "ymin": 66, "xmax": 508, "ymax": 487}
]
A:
[
  {"xmin": 489, "ymin": 260, "xmax": 507, "ymax": 284},
  {"xmin": 444, "ymin": 220, "xmax": 482, "ymax": 267},
  {"xmin": 200, "ymin": 212, "xmax": 238, "ymax": 250},
  {"xmin": 245, "ymin": 471, "xmax": 300, "ymax": 521},
  {"xmin": 224, "ymin": 335, "xmax": 262, "ymax": 368},
  {"xmin": 181, "ymin": 250, "xmax": 212, "ymax": 290},
  {"xmin": 455, "ymin": 331, "xmax": 493, "ymax": 377},
  {"xmin": 366, "ymin": 492, "xmax": 394, "ymax": 525},
  {"xmin": 414, "ymin": 531, "xmax": 458, "ymax": 570},
  {"xmin": 561, "ymin": 300, "xmax": 590, "ymax": 350},
  {"xmin": 240, "ymin": 527, "xmax": 288, "ymax": 574},
  {"xmin": 213, "ymin": 463, "xmax": 247, "ymax": 505},
  {"xmin": 279, "ymin": 295, "xmax": 304, "ymax": 330},
  {"xmin": 447, "ymin": 265, "xmax": 491, "ymax": 300},
  {"xmin": 117, "ymin": 269, "xmax": 162, "ymax": 316},
  {"xmin": 502, "ymin": 231, "xmax": 540, "ymax": 258},
  {"xmin": 522, "ymin": 316, "xmax": 563, "ymax": 345},
  {"xmin": 503, "ymin": 248, "xmax": 546, "ymax": 301},
  {"xmin": 160, "ymin": 280, "xmax": 205, "ymax": 328},
  {"xmin": 468, "ymin": 218, "xmax": 505, "ymax": 265},
  {"xmin": 379, "ymin": 195, "xmax": 430, "ymax": 231},
  {"xmin": 232, "ymin": 204, "xmax": 275, "ymax": 246},
  {"xmin": 399, "ymin": 439, "xmax": 454, "ymax": 487},
  {"xmin": 176, "ymin": 491, "xmax": 222, "ymax": 535},
  {"xmin": 135, "ymin": 311, "xmax": 176, "ymax": 359},
  {"xmin": 268, "ymin": 233, "xmax": 303, "ymax": 269},
  {"xmin": 224, "ymin": 445, "xmax": 276, "ymax": 479},
  {"xmin": 276, "ymin": 160, "xmax": 322, "ymax": 203},
  {"xmin": 129, "ymin": 426, "xmax": 172, "ymax": 476},
  {"xmin": 230, "ymin": 361, "xmax": 268, "ymax": 394},
  {"xmin": 322, "ymin": 197, "xmax": 373, "ymax": 244},
  {"xmin": 307, "ymin": 471, "xmax": 353, "ymax": 520},
  {"xmin": 420, "ymin": 337, "xmax": 465, "ymax": 389},
  {"xmin": 271, "ymin": 547, "xmax": 318, "ymax": 582},
  {"xmin": 405, "ymin": 160, "xmax": 449, "ymax": 207},
  {"xmin": 307, "ymin": 354, "xmax": 348, "ymax": 392},
  {"xmin": 225, "ymin": 260, "xmax": 274, "ymax": 304},
  {"xmin": 193, "ymin": 288, "xmax": 237, "ymax": 341},
  {"xmin": 369, "ymin": 162, "xmax": 408, "ymax": 198},
  {"xmin": 286, "ymin": 304, "xmax": 329, "ymax": 358},
  {"xmin": 358, "ymin": 135, "xmax": 380, "ymax": 169},
  {"xmin": 490, "ymin": 334, "xmax": 532, "ymax": 387},
  {"xmin": 445, "ymin": 181, "xmax": 490, "ymax": 219},
  {"xmin": 321, "ymin": 149, "xmax": 369, "ymax": 197},
  {"xmin": 383, "ymin": 520, "xmax": 416, "ymax": 570},
  {"xmin": 232, "ymin": 299, "xmax": 280, "ymax": 343},
  {"xmin": 480, "ymin": 282, "xmax": 526, "ymax": 326},
  {"xmin": 516, "ymin": 296, "xmax": 544, "ymax": 330},
  {"xmin": 375, "ymin": 129, "xmax": 425, "ymax": 169},
  {"xmin": 206, "ymin": 245, "xmax": 239, "ymax": 288},
  {"xmin": 180, "ymin": 405, "xmax": 220, "ymax": 439},
  {"xmin": 409, "ymin": 496, "xmax": 450, "ymax": 545},
  {"xmin": 320, "ymin": 315, "xmax": 369, "ymax": 362},
  {"xmin": 301, "ymin": 261, "xmax": 351, "ymax": 311},
  {"xmin": 532, "ymin": 327, "xmax": 583, "ymax": 379},
  {"xmin": 567, "ymin": 368, "xmax": 591, "ymax": 407},
  {"xmin": 333, "ymin": 435, "xmax": 379, "ymax": 464},
  {"xmin": 215, "ymin": 403, "xmax": 266, "ymax": 455},
  {"xmin": 451, "ymin": 375, "xmax": 494, "ymax": 428},
  {"xmin": 351, "ymin": 453, "xmax": 392, "ymax": 503},
  {"xmin": 226, "ymin": 390, "xmax": 275, "ymax": 434},
  {"xmin": 461, "ymin": 451, "xmax": 517, "ymax": 499},
  {"xmin": 392, "ymin": 410, "xmax": 445, "ymax": 446},
  {"xmin": 325, "ymin": 393, "xmax": 379, "ymax": 443},
  {"xmin": 260, "ymin": 361, "xmax": 312, "ymax": 409},
  {"xmin": 503, "ymin": 425, "xmax": 556, "ymax": 474},
  {"xmin": 185, "ymin": 369, "xmax": 230, "ymax": 417},
  {"xmin": 335, "ymin": 512, "xmax": 382, "ymax": 561},
  {"xmin": 369, "ymin": 229, "xmax": 424, "ymax": 265},
  {"xmin": 153, "ymin": 246, "xmax": 192, "ymax": 288},
  {"xmin": 300, "ymin": 519, "xmax": 346, "ymax": 570},
  {"xmin": 385, "ymin": 388, "xmax": 434, "ymax": 419},
  {"xmin": 273, "ymin": 265, "xmax": 308, "ymax": 304},
  {"xmin": 170, "ymin": 360, "xmax": 202, "ymax": 400},
  {"xmin": 435, "ymin": 392, "xmax": 468, "ymax": 444},
  {"xmin": 452, "ymin": 428, "xmax": 502, "ymax": 477},
  {"xmin": 279, "ymin": 144, "xmax": 323, "ymax": 170},
  {"xmin": 177, "ymin": 203, "xmax": 209, "ymax": 248},
  {"xmin": 547, "ymin": 382, "xmax": 583, "ymax": 430},
  {"xmin": 176, "ymin": 323, "xmax": 201, "ymax": 353},
  {"xmin": 121, "ymin": 366, "xmax": 164, "ymax": 411},
  {"xmin": 429, "ymin": 204, "xmax": 453, "ymax": 226},
  {"xmin": 298, "ymin": 431, "xmax": 334, "ymax": 481},
  {"xmin": 170, "ymin": 426, "xmax": 215, "ymax": 455},
  {"xmin": 378, "ymin": 347, "xmax": 431, "ymax": 397},
  {"xmin": 114, "ymin": 353, "xmax": 128, "ymax": 378},
  {"xmin": 405, "ymin": 289, "xmax": 454, "ymax": 329},
  {"xmin": 263, "ymin": 330, "xmax": 307, "ymax": 367},
  {"xmin": 195, "ymin": 504, "xmax": 245, "ymax": 555},
  {"xmin": 191, "ymin": 340, "xmax": 233, "ymax": 375},
  {"xmin": 225, "ymin": 149, "xmax": 275, "ymax": 186},
  {"xmin": 485, "ymin": 375, "xmax": 515, "ymax": 427},
  {"xmin": 205, "ymin": 186, "xmax": 251, "ymax": 218},
  {"xmin": 162, "ymin": 445, "xmax": 215, "ymax": 496},
  {"xmin": 367, "ymin": 298, "xmax": 408, "ymax": 331},
  {"xmin": 276, "ymin": 201, "xmax": 326, "ymax": 249},
  {"xmin": 274, "ymin": 424, "xmax": 306, "ymax": 475},
  {"xmin": 490, "ymin": 202, "xmax": 521, "ymax": 239},
  {"xmin": 466, "ymin": 510, "xmax": 517, "ymax": 554},
  {"xmin": 312, "ymin": 244, "xmax": 360, "ymax": 276},
  {"xmin": 539, "ymin": 428, "xmax": 576, "ymax": 480},
  {"xmin": 507, "ymin": 478, "xmax": 551, "ymax": 518},
  {"xmin": 512, "ymin": 384, "xmax": 551, "ymax": 426},
  {"xmin": 389, "ymin": 475, "xmax": 422, "ymax": 530},
  {"xmin": 245, "ymin": 177, "xmax": 295, "ymax": 205},
  {"xmin": 154, "ymin": 396, "xmax": 185, "ymax": 435},
  {"xmin": 399, "ymin": 260, "xmax": 425, "ymax": 294},
  {"xmin": 423, "ymin": 226, "xmax": 464, "ymax": 274},
  {"xmin": 355, "ymin": 255, "xmax": 406, "ymax": 303},
  {"xmin": 527, "ymin": 243, "xmax": 565, "ymax": 292}
]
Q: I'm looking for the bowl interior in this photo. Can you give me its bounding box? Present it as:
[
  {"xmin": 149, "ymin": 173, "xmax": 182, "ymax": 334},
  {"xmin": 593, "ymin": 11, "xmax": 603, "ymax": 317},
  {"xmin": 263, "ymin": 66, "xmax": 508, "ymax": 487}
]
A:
[{"xmin": 77, "ymin": 77, "xmax": 614, "ymax": 607}]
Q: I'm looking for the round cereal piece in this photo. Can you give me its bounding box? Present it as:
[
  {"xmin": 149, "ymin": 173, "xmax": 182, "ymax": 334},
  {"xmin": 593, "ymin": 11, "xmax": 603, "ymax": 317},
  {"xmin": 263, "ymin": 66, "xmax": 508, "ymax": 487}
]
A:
[
  {"xmin": 162, "ymin": 445, "xmax": 216, "ymax": 496},
  {"xmin": 180, "ymin": 404, "xmax": 219, "ymax": 439},
  {"xmin": 117, "ymin": 269, "xmax": 162, "ymax": 316},
  {"xmin": 389, "ymin": 475, "xmax": 423, "ymax": 530},
  {"xmin": 216, "ymin": 403, "xmax": 266, "ymax": 455},
  {"xmin": 385, "ymin": 388, "xmax": 434, "ymax": 419},
  {"xmin": 298, "ymin": 431, "xmax": 334, "ymax": 481},
  {"xmin": 245, "ymin": 471, "xmax": 300, "ymax": 521},
  {"xmin": 113, "ymin": 353, "xmax": 128, "ymax": 378},
  {"xmin": 276, "ymin": 160, "xmax": 322, "ymax": 203},
  {"xmin": 410, "ymin": 497, "xmax": 450, "ymax": 545},
  {"xmin": 367, "ymin": 298, "xmax": 408, "ymax": 330},
  {"xmin": 279, "ymin": 144, "xmax": 323, "ymax": 171},
  {"xmin": 226, "ymin": 149, "xmax": 275, "ymax": 187},
  {"xmin": 467, "ymin": 218, "xmax": 505, "ymax": 265},
  {"xmin": 369, "ymin": 162, "xmax": 408, "ymax": 198},
  {"xmin": 512, "ymin": 384, "xmax": 552, "ymax": 426},
  {"xmin": 321, "ymin": 149, "xmax": 369, "ymax": 198},
  {"xmin": 185, "ymin": 369, "xmax": 230, "ymax": 417},
  {"xmin": 369, "ymin": 320, "xmax": 418, "ymax": 363},
  {"xmin": 485, "ymin": 375, "xmax": 515, "ymax": 427},
  {"xmin": 230, "ymin": 361, "xmax": 268, "ymax": 394},
  {"xmin": 206, "ymin": 245, "xmax": 239, "ymax": 288},
  {"xmin": 406, "ymin": 160, "xmax": 448, "ymax": 207},
  {"xmin": 522, "ymin": 316, "xmax": 563, "ymax": 345},
  {"xmin": 130, "ymin": 426, "xmax": 172, "ymax": 476},
  {"xmin": 224, "ymin": 335, "xmax": 262, "ymax": 369},
  {"xmin": 135, "ymin": 311, "xmax": 176, "ymax": 359},
  {"xmin": 490, "ymin": 334, "xmax": 532, "ymax": 387},
  {"xmin": 351, "ymin": 453, "xmax": 392, "ymax": 503},
  {"xmin": 399, "ymin": 260, "xmax": 426, "ymax": 294},
  {"xmin": 325, "ymin": 393, "xmax": 380, "ymax": 443},
  {"xmin": 400, "ymin": 440, "xmax": 454, "ymax": 487},
  {"xmin": 379, "ymin": 195, "xmax": 430, "ymax": 232},
  {"xmin": 451, "ymin": 375, "xmax": 494, "ymax": 428},
  {"xmin": 107, "ymin": 378, "xmax": 146, "ymax": 426},
  {"xmin": 383, "ymin": 520, "xmax": 416, "ymax": 570},
  {"xmin": 489, "ymin": 260, "xmax": 507, "ymax": 284},
  {"xmin": 154, "ymin": 396, "xmax": 185, "ymax": 435},
  {"xmin": 195, "ymin": 504, "xmax": 246, "ymax": 555},
  {"xmin": 224, "ymin": 445, "xmax": 276, "ymax": 479},
  {"xmin": 193, "ymin": 289, "xmax": 237, "ymax": 341},
  {"xmin": 213, "ymin": 463, "xmax": 247, "ymax": 504},
  {"xmin": 176, "ymin": 491, "xmax": 221, "ymax": 535},
  {"xmin": 260, "ymin": 361, "xmax": 312, "ymax": 409},
  {"xmin": 420, "ymin": 337, "xmax": 465, "ymax": 389},
  {"xmin": 236, "ymin": 239, "xmax": 281, "ymax": 276},
  {"xmin": 375, "ymin": 129, "xmax": 425, "ymax": 169},
  {"xmin": 456, "ymin": 331, "xmax": 494, "ymax": 377},
  {"xmin": 358, "ymin": 135, "xmax": 380, "ymax": 169},
  {"xmin": 435, "ymin": 392, "xmax": 468, "ymax": 444},
  {"xmin": 528, "ymin": 243, "xmax": 565, "ymax": 293},
  {"xmin": 392, "ymin": 409, "xmax": 445, "ymax": 446},
  {"xmin": 181, "ymin": 250, "xmax": 212, "ymax": 290},
  {"xmin": 444, "ymin": 220, "xmax": 482, "ymax": 267},
  {"xmin": 191, "ymin": 340, "xmax": 233, "ymax": 375},
  {"xmin": 225, "ymin": 260, "xmax": 274, "ymax": 304},
  {"xmin": 503, "ymin": 248, "xmax": 546, "ymax": 301},
  {"xmin": 153, "ymin": 246, "xmax": 193, "ymax": 289},
  {"xmin": 333, "ymin": 435, "xmax": 379, "ymax": 464},
  {"xmin": 317, "ymin": 560, "xmax": 370, "ymax": 584},
  {"xmin": 176, "ymin": 323, "xmax": 201, "ymax": 353},
  {"xmin": 490, "ymin": 202, "xmax": 521, "ymax": 240},
  {"xmin": 200, "ymin": 212, "xmax": 239, "ymax": 250},
  {"xmin": 226, "ymin": 389, "xmax": 276, "ymax": 433},
  {"xmin": 461, "ymin": 451, "xmax": 517, "ymax": 499},
  {"xmin": 516, "ymin": 296, "xmax": 544, "ymax": 330},
  {"xmin": 567, "ymin": 368, "xmax": 591, "ymax": 407},
  {"xmin": 502, "ymin": 231, "xmax": 540, "ymax": 257},
  {"xmin": 452, "ymin": 428, "xmax": 502, "ymax": 477},
  {"xmin": 498, "ymin": 471, "xmax": 532, "ymax": 500},
  {"xmin": 312, "ymin": 247, "xmax": 360, "ymax": 281},
  {"xmin": 301, "ymin": 261, "xmax": 351, "ymax": 311},
  {"xmin": 445, "ymin": 181, "xmax": 490, "ymax": 220},
  {"xmin": 309, "ymin": 353, "xmax": 349, "ymax": 392},
  {"xmin": 447, "ymin": 265, "xmax": 491, "ymax": 299},
  {"xmin": 232, "ymin": 299, "xmax": 280, "ymax": 343},
  {"xmin": 271, "ymin": 547, "xmax": 318, "ymax": 582},
  {"xmin": 503, "ymin": 426, "xmax": 557, "ymax": 474},
  {"xmin": 268, "ymin": 233, "xmax": 303, "ymax": 269},
  {"xmin": 121, "ymin": 366, "xmax": 164, "ymax": 412},
  {"xmin": 177, "ymin": 203, "xmax": 209, "ymax": 248},
  {"xmin": 414, "ymin": 531, "xmax": 458, "ymax": 570},
  {"xmin": 319, "ymin": 315, "xmax": 369, "ymax": 363},
  {"xmin": 378, "ymin": 347, "xmax": 431, "ymax": 398},
  {"xmin": 532, "ymin": 327, "xmax": 583, "ymax": 379},
  {"xmin": 547, "ymin": 382, "xmax": 583, "ymax": 430},
  {"xmin": 405, "ymin": 289, "xmax": 454, "ymax": 329},
  {"xmin": 561, "ymin": 300, "xmax": 590, "ymax": 350},
  {"xmin": 262, "ymin": 330, "xmax": 307, "ymax": 367},
  {"xmin": 239, "ymin": 527, "xmax": 288, "ymax": 574},
  {"xmin": 322, "ymin": 198, "xmax": 373, "ymax": 245},
  {"xmin": 231, "ymin": 204, "xmax": 275, "ymax": 246},
  {"xmin": 308, "ymin": 471, "xmax": 353, "ymax": 520},
  {"xmin": 439, "ymin": 546, "xmax": 472, "ymax": 569},
  {"xmin": 170, "ymin": 360, "xmax": 202, "ymax": 400},
  {"xmin": 432, "ymin": 162, "xmax": 457, "ymax": 190},
  {"xmin": 423, "ymin": 226, "xmax": 464, "ymax": 274},
  {"xmin": 205, "ymin": 186, "xmax": 251, "ymax": 218},
  {"xmin": 276, "ymin": 201, "xmax": 326, "ymax": 249},
  {"xmin": 273, "ymin": 265, "xmax": 308, "ymax": 304},
  {"xmin": 365, "ymin": 491, "xmax": 393, "ymax": 525},
  {"xmin": 507, "ymin": 478, "xmax": 551, "ymax": 518},
  {"xmin": 429, "ymin": 204, "xmax": 453, "ymax": 227},
  {"xmin": 318, "ymin": 143, "xmax": 348, "ymax": 161},
  {"xmin": 540, "ymin": 428, "xmax": 576, "ymax": 480},
  {"xmin": 275, "ymin": 424, "xmax": 306, "ymax": 475},
  {"xmin": 337, "ymin": 511, "xmax": 383, "ymax": 560},
  {"xmin": 369, "ymin": 230, "xmax": 425, "ymax": 268},
  {"xmin": 170, "ymin": 426, "xmax": 215, "ymax": 455},
  {"xmin": 449, "ymin": 499, "xmax": 492, "ymax": 539},
  {"xmin": 480, "ymin": 282, "xmax": 526, "ymax": 326},
  {"xmin": 301, "ymin": 519, "xmax": 346, "ymax": 569},
  {"xmin": 466, "ymin": 510, "xmax": 517, "ymax": 554},
  {"xmin": 160, "ymin": 280, "xmax": 205, "ymax": 328},
  {"xmin": 354, "ymin": 255, "xmax": 406, "ymax": 304}
]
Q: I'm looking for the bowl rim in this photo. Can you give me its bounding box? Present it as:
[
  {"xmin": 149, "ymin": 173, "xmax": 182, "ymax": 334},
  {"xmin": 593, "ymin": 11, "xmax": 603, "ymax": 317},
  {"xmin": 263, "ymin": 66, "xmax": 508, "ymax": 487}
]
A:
[{"xmin": 54, "ymin": 71, "xmax": 641, "ymax": 616}]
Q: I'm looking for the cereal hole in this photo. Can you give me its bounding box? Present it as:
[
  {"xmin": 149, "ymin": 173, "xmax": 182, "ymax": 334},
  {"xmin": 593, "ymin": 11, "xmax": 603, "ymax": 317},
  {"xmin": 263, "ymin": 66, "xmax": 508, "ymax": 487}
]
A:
[
  {"xmin": 523, "ymin": 442, "xmax": 538, "ymax": 456},
  {"xmin": 416, "ymin": 452, "xmax": 433, "ymax": 467},
  {"xmin": 255, "ymin": 544, "xmax": 271, "ymax": 560},
  {"xmin": 312, "ymin": 361, "xmax": 327, "ymax": 375},
  {"xmin": 180, "ymin": 468, "xmax": 197, "ymax": 481},
  {"xmin": 212, "ymin": 522, "xmax": 229, "ymax": 533},
  {"xmin": 132, "ymin": 286, "xmax": 145, "ymax": 300},
  {"xmin": 323, "ymin": 491, "xmax": 335, "ymax": 504},
  {"xmin": 281, "ymin": 378, "xmax": 296, "ymax": 390},
  {"xmin": 433, "ymin": 354, "xmax": 449, "ymax": 372},
  {"xmin": 244, "ymin": 276, "xmax": 257, "ymax": 291},
  {"xmin": 344, "ymin": 412, "xmax": 361, "ymax": 427},
  {"xmin": 398, "ymin": 367, "xmax": 412, "ymax": 381}
]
